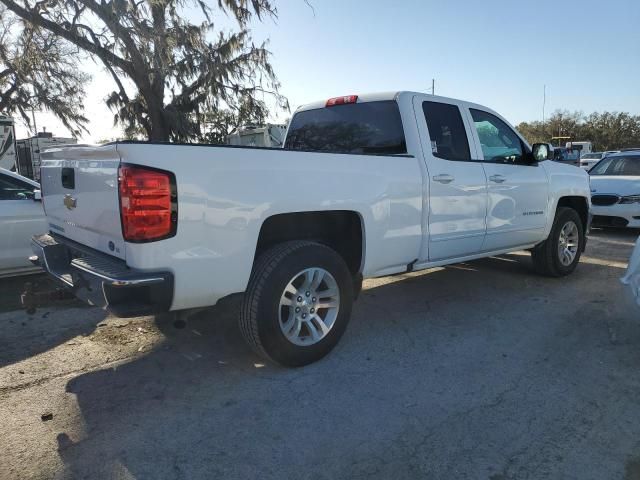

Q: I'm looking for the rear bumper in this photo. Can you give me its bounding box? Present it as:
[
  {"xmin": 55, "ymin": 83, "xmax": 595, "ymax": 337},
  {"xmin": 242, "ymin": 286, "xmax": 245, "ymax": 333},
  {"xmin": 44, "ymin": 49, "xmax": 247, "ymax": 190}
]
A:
[{"xmin": 30, "ymin": 233, "xmax": 173, "ymax": 317}]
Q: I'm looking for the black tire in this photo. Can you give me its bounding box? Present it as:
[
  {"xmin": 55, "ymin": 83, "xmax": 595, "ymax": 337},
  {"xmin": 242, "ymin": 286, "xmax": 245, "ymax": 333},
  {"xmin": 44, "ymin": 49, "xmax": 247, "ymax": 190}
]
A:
[
  {"xmin": 531, "ymin": 207, "xmax": 584, "ymax": 277},
  {"xmin": 239, "ymin": 241, "xmax": 354, "ymax": 367}
]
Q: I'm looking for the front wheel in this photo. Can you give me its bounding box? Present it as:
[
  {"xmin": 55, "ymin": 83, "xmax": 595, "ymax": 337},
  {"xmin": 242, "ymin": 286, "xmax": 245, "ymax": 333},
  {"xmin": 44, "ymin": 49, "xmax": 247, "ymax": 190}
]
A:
[
  {"xmin": 531, "ymin": 207, "xmax": 584, "ymax": 277},
  {"xmin": 240, "ymin": 241, "xmax": 354, "ymax": 367}
]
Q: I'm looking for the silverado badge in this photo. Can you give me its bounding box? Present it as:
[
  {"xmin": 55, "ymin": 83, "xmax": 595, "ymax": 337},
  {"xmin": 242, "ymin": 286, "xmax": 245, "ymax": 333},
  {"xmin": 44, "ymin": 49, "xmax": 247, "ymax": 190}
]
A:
[{"xmin": 63, "ymin": 194, "xmax": 77, "ymax": 210}]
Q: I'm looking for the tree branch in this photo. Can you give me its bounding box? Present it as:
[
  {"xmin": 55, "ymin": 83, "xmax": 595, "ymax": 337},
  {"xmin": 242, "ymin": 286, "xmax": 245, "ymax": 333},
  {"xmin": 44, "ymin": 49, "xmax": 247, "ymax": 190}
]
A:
[
  {"xmin": 0, "ymin": 0, "xmax": 133, "ymax": 73},
  {"xmin": 78, "ymin": 0, "xmax": 148, "ymax": 79}
]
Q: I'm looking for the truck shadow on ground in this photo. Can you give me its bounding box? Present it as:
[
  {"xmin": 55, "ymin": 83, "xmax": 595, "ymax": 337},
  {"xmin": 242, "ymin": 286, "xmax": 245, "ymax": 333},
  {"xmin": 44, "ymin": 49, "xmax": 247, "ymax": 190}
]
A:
[
  {"xmin": 0, "ymin": 272, "xmax": 97, "ymax": 368},
  {"xmin": 55, "ymin": 236, "xmax": 640, "ymax": 479},
  {"xmin": 0, "ymin": 307, "xmax": 103, "ymax": 369}
]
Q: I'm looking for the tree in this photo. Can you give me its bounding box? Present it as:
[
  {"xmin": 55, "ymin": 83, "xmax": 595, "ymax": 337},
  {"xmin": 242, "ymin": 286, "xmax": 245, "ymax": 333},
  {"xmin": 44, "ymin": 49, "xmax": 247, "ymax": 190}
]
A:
[
  {"xmin": 581, "ymin": 112, "xmax": 640, "ymax": 151},
  {"xmin": 199, "ymin": 95, "xmax": 269, "ymax": 144},
  {"xmin": 0, "ymin": 0, "xmax": 288, "ymax": 142},
  {"xmin": 0, "ymin": 6, "xmax": 88, "ymax": 135},
  {"xmin": 516, "ymin": 110, "xmax": 640, "ymax": 151}
]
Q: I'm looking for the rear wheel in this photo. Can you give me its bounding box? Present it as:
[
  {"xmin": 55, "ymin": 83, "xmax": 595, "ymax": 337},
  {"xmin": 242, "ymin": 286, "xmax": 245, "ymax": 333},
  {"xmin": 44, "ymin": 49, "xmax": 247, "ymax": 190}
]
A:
[
  {"xmin": 240, "ymin": 241, "xmax": 354, "ymax": 367},
  {"xmin": 531, "ymin": 207, "xmax": 584, "ymax": 277}
]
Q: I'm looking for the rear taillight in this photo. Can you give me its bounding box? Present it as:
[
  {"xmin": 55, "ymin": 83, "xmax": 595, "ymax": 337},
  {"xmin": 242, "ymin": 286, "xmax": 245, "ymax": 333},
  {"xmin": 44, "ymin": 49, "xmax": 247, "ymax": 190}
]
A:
[
  {"xmin": 118, "ymin": 164, "xmax": 177, "ymax": 242},
  {"xmin": 326, "ymin": 95, "xmax": 358, "ymax": 107}
]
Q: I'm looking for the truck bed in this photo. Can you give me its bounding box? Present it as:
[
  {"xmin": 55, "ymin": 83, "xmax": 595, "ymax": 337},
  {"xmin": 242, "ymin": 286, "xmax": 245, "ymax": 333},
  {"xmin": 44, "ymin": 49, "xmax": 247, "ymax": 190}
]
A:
[{"xmin": 40, "ymin": 142, "xmax": 423, "ymax": 310}]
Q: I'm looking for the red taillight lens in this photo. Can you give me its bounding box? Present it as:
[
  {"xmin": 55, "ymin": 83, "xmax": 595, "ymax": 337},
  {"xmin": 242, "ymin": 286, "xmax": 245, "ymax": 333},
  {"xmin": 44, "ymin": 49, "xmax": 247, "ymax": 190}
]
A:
[
  {"xmin": 118, "ymin": 165, "xmax": 177, "ymax": 242},
  {"xmin": 326, "ymin": 95, "xmax": 358, "ymax": 107}
]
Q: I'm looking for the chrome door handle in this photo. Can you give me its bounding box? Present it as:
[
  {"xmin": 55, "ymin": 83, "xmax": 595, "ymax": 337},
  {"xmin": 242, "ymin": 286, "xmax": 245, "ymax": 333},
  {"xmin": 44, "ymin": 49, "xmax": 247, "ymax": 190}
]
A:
[
  {"xmin": 489, "ymin": 174, "xmax": 506, "ymax": 183},
  {"xmin": 433, "ymin": 174, "xmax": 454, "ymax": 184}
]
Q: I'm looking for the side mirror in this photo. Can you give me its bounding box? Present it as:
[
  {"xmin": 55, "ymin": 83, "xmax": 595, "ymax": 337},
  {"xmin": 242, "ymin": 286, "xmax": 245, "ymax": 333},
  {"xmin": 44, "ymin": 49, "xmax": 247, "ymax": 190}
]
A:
[
  {"xmin": 33, "ymin": 189, "xmax": 42, "ymax": 201},
  {"xmin": 532, "ymin": 143, "xmax": 553, "ymax": 162}
]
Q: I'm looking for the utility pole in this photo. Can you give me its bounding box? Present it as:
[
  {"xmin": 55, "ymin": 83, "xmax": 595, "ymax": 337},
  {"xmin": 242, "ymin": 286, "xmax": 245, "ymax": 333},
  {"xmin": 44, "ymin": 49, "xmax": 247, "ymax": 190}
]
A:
[
  {"xmin": 432, "ymin": 78, "xmax": 435, "ymax": 95},
  {"xmin": 542, "ymin": 84, "xmax": 546, "ymax": 124},
  {"xmin": 542, "ymin": 84, "xmax": 546, "ymax": 139},
  {"xmin": 31, "ymin": 109, "xmax": 38, "ymax": 136}
]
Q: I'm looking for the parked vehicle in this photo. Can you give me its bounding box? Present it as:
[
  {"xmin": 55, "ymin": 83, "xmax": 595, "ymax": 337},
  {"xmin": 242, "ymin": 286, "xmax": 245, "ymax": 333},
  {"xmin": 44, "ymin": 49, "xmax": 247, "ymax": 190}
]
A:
[
  {"xmin": 621, "ymin": 236, "xmax": 640, "ymax": 309},
  {"xmin": 583, "ymin": 151, "xmax": 621, "ymax": 171},
  {"xmin": 580, "ymin": 152, "xmax": 604, "ymax": 170},
  {"xmin": 15, "ymin": 132, "xmax": 77, "ymax": 181},
  {"xmin": 30, "ymin": 92, "xmax": 591, "ymax": 366},
  {"xmin": 227, "ymin": 124, "xmax": 287, "ymax": 148},
  {"xmin": 553, "ymin": 146, "xmax": 581, "ymax": 166},
  {"xmin": 581, "ymin": 151, "xmax": 621, "ymax": 171},
  {"xmin": 567, "ymin": 141, "xmax": 592, "ymax": 155},
  {"xmin": 589, "ymin": 152, "xmax": 640, "ymax": 228},
  {"xmin": 0, "ymin": 168, "xmax": 46, "ymax": 277}
]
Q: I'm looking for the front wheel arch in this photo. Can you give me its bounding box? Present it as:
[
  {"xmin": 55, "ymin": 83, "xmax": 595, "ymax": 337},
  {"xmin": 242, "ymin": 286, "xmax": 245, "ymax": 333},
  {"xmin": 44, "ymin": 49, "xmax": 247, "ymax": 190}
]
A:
[{"xmin": 532, "ymin": 207, "xmax": 585, "ymax": 277}]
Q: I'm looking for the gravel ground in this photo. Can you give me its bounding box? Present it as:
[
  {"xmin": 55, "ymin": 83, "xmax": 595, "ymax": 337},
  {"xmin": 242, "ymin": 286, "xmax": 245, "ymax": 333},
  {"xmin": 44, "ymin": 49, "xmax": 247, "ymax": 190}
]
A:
[{"xmin": 1, "ymin": 228, "xmax": 639, "ymax": 480}]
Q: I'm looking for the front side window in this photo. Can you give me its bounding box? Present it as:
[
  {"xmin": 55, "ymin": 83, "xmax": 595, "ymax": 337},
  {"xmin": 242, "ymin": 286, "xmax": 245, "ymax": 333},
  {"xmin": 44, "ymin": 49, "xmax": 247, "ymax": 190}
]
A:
[
  {"xmin": 422, "ymin": 101, "xmax": 471, "ymax": 161},
  {"xmin": 0, "ymin": 174, "xmax": 35, "ymax": 200},
  {"xmin": 284, "ymin": 100, "xmax": 407, "ymax": 155},
  {"xmin": 470, "ymin": 109, "xmax": 524, "ymax": 164},
  {"xmin": 590, "ymin": 156, "xmax": 640, "ymax": 176}
]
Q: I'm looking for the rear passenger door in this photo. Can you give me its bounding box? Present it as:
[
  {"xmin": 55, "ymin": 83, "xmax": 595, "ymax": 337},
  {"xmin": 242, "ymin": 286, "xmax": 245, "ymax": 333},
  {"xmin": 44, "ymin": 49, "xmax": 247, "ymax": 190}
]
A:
[
  {"xmin": 413, "ymin": 97, "xmax": 488, "ymax": 261},
  {"xmin": 465, "ymin": 108, "xmax": 549, "ymax": 251}
]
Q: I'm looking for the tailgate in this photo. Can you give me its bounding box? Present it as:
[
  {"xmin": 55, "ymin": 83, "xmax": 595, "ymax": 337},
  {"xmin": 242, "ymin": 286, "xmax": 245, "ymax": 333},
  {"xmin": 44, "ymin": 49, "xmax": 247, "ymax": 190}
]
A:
[{"xmin": 40, "ymin": 144, "xmax": 125, "ymax": 259}]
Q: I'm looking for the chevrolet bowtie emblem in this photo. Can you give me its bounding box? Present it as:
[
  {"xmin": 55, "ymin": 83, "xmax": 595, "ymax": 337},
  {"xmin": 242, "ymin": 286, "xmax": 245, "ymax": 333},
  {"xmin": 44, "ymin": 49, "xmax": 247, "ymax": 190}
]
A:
[{"xmin": 63, "ymin": 194, "xmax": 77, "ymax": 210}]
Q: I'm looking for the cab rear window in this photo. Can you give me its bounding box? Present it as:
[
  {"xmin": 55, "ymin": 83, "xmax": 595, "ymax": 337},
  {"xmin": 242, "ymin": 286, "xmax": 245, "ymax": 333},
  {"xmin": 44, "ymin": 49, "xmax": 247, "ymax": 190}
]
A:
[{"xmin": 284, "ymin": 100, "xmax": 407, "ymax": 155}]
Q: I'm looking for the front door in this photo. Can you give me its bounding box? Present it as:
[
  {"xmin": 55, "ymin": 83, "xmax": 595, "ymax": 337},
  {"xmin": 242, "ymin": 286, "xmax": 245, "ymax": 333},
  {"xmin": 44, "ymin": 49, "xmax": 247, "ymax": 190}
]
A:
[
  {"xmin": 465, "ymin": 108, "xmax": 549, "ymax": 251},
  {"xmin": 413, "ymin": 97, "xmax": 488, "ymax": 261}
]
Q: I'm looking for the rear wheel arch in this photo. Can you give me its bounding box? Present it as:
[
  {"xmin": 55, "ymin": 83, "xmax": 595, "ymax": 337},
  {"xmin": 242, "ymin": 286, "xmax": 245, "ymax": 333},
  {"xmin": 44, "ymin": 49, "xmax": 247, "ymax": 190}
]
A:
[{"xmin": 254, "ymin": 210, "xmax": 365, "ymax": 277}]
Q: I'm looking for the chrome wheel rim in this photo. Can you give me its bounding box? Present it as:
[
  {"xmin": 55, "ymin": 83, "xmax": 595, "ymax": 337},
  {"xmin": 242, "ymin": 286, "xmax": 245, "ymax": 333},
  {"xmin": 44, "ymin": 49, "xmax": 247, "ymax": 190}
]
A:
[
  {"xmin": 278, "ymin": 268, "xmax": 340, "ymax": 346},
  {"xmin": 558, "ymin": 220, "xmax": 579, "ymax": 266}
]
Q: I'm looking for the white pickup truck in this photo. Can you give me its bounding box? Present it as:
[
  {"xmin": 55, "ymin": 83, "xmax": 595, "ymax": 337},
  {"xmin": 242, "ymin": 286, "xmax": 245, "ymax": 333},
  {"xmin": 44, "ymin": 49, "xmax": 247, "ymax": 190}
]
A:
[{"xmin": 31, "ymin": 92, "xmax": 591, "ymax": 366}]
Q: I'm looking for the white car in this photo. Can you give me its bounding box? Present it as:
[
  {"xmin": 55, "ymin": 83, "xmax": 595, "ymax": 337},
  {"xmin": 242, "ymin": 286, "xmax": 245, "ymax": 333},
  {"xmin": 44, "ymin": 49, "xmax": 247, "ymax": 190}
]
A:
[
  {"xmin": 580, "ymin": 152, "xmax": 604, "ymax": 171},
  {"xmin": 0, "ymin": 168, "xmax": 46, "ymax": 277},
  {"xmin": 31, "ymin": 91, "xmax": 591, "ymax": 366},
  {"xmin": 580, "ymin": 151, "xmax": 619, "ymax": 171},
  {"xmin": 589, "ymin": 152, "xmax": 640, "ymax": 228}
]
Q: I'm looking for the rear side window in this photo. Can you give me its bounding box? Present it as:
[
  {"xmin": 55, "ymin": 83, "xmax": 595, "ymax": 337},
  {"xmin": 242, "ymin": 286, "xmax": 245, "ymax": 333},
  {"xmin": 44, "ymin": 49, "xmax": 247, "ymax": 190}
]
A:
[
  {"xmin": 284, "ymin": 100, "xmax": 407, "ymax": 155},
  {"xmin": 422, "ymin": 101, "xmax": 471, "ymax": 161}
]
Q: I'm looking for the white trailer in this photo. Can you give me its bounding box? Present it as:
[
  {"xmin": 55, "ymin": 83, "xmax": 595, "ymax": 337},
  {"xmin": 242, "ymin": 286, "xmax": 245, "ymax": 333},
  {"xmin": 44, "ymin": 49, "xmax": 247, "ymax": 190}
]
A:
[
  {"xmin": 16, "ymin": 132, "xmax": 76, "ymax": 180},
  {"xmin": 227, "ymin": 124, "xmax": 287, "ymax": 148},
  {"xmin": 566, "ymin": 141, "xmax": 592, "ymax": 155},
  {"xmin": 0, "ymin": 116, "xmax": 17, "ymax": 171}
]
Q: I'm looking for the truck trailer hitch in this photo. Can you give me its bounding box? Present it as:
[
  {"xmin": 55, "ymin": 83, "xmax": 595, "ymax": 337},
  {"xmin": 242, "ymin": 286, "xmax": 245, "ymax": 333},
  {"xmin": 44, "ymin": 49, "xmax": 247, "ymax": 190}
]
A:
[{"xmin": 21, "ymin": 282, "xmax": 75, "ymax": 315}]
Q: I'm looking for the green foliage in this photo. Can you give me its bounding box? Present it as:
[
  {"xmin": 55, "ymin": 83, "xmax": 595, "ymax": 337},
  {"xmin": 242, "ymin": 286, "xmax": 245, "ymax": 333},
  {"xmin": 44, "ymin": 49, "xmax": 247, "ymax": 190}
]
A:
[
  {"xmin": 199, "ymin": 95, "xmax": 269, "ymax": 144},
  {"xmin": 0, "ymin": 0, "xmax": 288, "ymax": 141},
  {"xmin": 0, "ymin": 7, "xmax": 88, "ymax": 135},
  {"xmin": 517, "ymin": 110, "xmax": 640, "ymax": 151}
]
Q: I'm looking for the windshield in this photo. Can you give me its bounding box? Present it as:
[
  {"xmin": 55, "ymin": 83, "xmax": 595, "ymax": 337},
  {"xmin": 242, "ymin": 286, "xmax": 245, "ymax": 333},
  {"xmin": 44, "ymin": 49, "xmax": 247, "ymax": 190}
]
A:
[
  {"xmin": 590, "ymin": 155, "xmax": 640, "ymax": 175},
  {"xmin": 284, "ymin": 100, "xmax": 407, "ymax": 154},
  {"xmin": 582, "ymin": 153, "xmax": 602, "ymax": 159}
]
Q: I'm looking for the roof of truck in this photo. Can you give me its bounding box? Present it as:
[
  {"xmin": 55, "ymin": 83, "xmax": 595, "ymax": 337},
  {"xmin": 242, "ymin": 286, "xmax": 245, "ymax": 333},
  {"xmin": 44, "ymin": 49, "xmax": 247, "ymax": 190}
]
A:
[{"xmin": 294, "ymin": 91, "xmax": 492, "ymax": 114}]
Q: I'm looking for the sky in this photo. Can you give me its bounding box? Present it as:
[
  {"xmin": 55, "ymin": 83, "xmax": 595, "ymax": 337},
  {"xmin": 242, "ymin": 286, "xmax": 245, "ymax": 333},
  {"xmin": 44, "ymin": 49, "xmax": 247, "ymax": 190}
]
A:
[{"xmin": 14, "ymin": 0, "xmax": 640, "ymax": 143}]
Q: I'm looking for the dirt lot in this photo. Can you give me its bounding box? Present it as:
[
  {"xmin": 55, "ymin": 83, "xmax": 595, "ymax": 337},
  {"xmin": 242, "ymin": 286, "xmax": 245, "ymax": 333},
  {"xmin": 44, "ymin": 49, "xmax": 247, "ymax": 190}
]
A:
[{"xmin": 1, "ymin": 229, "xmax": 639, "ymax": 480}]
